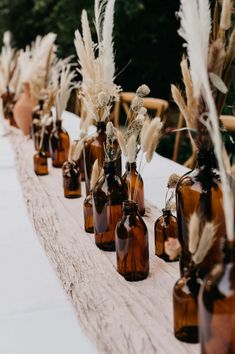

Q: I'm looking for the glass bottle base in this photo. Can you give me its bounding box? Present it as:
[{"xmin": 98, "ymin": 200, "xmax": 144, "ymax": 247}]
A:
[
  {"xmin": 174, "ymin": 326, "xmax": 198, "ymax": 343},
  {"xmin": 95, "ymin": 241, "xmax": 115, "ymax": 252},
  {"xmin": 85, "ymin": 226, "xmax": 94, "ymax": 233},
  {"xmin": 120, "ymin": 271, "xmax": 148, "ymax": 282}
]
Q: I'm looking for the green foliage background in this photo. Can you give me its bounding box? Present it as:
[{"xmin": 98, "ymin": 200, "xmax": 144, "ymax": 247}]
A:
[{"xmin": 0, "ymin": 0, "xmax": 183, "ymax": 100}]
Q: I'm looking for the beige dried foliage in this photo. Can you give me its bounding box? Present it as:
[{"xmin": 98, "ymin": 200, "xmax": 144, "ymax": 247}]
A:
[
  {"xmin": 116, "ymin": 130, "xmax": 127, "ymax": 156},
  {"xmin": 146, "ymin": 132, "xmax": 160, "ymax": 163},
  {"xmin": 220, "ymin": 0, "xmax": 233, "ymax": 30},
  {"xmin": 72, "ymin": 139, "xmax": 84, "ymax": 161},
  {"xmin": 188, "ymin": 212, "xmax": 200, "ymax": 254},
  {"xmin": 171, "ymin": 84, "xmax": 191, "ymax": 128},
  {"xmin": 192, "ymin": 222, "xmax": 216, "ymax": 264},
  {"xmin": 127, "ymin": 135, "xmax": 137, "ymax": 163},
  {"xmin": 167, "ymin": 173, "xmax": 181, "ymax": 188},
  {"xmin": 180, "ymin": 57, "xmax": 194, "ymax": 112},
  {"xmin": 90, "ymin": 159, "xmax": 101, "ymax": 191},
  {"xmin": 164, "ymin": 238, "xmax": 181, "ymax": 261}
]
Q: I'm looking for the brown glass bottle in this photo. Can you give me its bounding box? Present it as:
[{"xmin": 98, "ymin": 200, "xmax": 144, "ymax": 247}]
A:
[
  {"xmin": 199, "ymin": 240, "xmax": 235, "ymax": 354},
  {"xmin": 173, "ymin": 266, "xmax": 201, "ymax": 343},
  {"xmin": 34, "ymin": 119, "xmax": 53, "ymax": 158},
  {"xmin": 83, "ymin": 121, "xmax": 106, "ymax": 195},
  {"xmin": 176, "ymin": 150, "xmax": 226, "ymax": 278},
  {"xmin": 122, "ymin": 162, "xmax": 145, "ymax": 216},
  {"xmin": 62, "ymin": 161, "xmax": 81, "ymax": 198},
  {"xmin": 115, "ymin": 200, "xmax": 149, "ymax": 281},
  {"xmin": 93, "ymin": 161, "xmax": 128, "ymax": 251},
  {"xmin": 33, "ymin": 151, "xmax": 48, "ymax": 176},
  {"xmin": 83, "ymin": 192, "xmax": 94, "ymax": 233},
  {"xmin": 31, "ymin": 99, "xmax": 44, "ymax": 141},
  {"xmin": 1, "ymin": 89, "xmax": 17, "ymax": 127},
  {"xmin": 49, "ymin": 120, "xmax": 70, "ymax": 168},
  {"xmin": 154, "ymin": 209, "xmax": 178, "ymax": 261}
]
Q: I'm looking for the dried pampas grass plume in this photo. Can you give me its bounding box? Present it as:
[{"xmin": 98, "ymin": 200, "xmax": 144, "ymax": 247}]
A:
[
  {"xmin": 146, "ymin": 131, "xmax": 160, "ymax": 163},
  {"xmin": 127, "ymin": 135, "xmax": 137, "ymax": 163},
  {"xmin": 220, "ymin": 0, "xmax": 233, "ymax": 31},
  {"xmin": 72, "ymin": 139, "xmax": 84, "ymax": 161},
  {"xmin": 192, "ymin": 222, "xmax": 216, "ymax": 264},
  {"xmin": 90, "ymin": 159, "xmax": 102, "ymax": 191},
  {"xmin": 116, "ymin": 130, "xmax": 127, "ymax": 156},
  {"xmin": 188, "ymin": 212, "xmax": 200, "ymax": 254}
]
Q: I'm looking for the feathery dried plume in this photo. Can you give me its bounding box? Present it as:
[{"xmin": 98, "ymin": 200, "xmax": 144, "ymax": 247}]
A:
[
  {"xmin": 72, "ymin": 139, "xmax": 85, "ymax": 161},
  {"xmin": 68, "ymin": 141, "xmax": 77, "ymax": 162},
  {"xmin": 131, "ymin": 96, "xmax": 144, "ymax": 113},
  {"xmin": 220, "ymin": 0, "xmax": 233, "ymax": 30},
  {"xmin": 141, "ymin": 117, "xmax": 162, "ymax": 153},
  {"xmin": 136, "ymin": 84, "xmax": 150, "ymax": 97},
  {"xmin": 164, "ymin": 238, "xmax": 182, "ymax": 261},
  {"xmin": 188, "ymin": 212, "xmax": 200, "ymax": 254},
  {"xmin": 171, "ymin": 84, "xmax": 190, "ymax": 127},
  {"xmin": 97, "ymin": 91, "xmax": 110, "ymax": 107},
  {"xmin": 167, "ymin": 173, "xmax": 181, "ymax": 188},
  {"xmin": 127, "ymin": 135, "xmax": 137, "ymax": 163},
  {"xmin": 106, "ymin": 121, "xmax": 115, "ymax": 139},
  {"xmin": 146, "ymin": 131, "xmax": 161, "ymax": 163},
  {"xmin": 0, "ymin": 31, "xmax": 16, "ymax": 92},
  {"xmin": 90, "ymin": 159, "xmax": 102, "ymax": 190},
  {"xmin": 56, "ymin": 65, "xmax": 77, "ymax": 121},
  {"xmin": 178, "ymin": 0, "xmax": 234, "ymax": 240},
  {"xmin": 192, "ymin": 222, "xmax": 216, "ymax": 264},
  {"xmin": 116, "ymin": 130, "xmax": 127, "ymax": 156}
]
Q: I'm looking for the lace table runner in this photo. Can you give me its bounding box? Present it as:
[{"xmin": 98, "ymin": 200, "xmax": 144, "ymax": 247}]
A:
[{"xmin": 9, "ymin": 129, "xmax": 199, "ymax": 354}]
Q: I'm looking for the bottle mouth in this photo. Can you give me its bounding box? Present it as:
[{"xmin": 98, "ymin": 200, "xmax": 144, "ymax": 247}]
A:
[
  {"xmin": 123, "ymin": 200, "xmax": 138, "ymax": 213},
  {"xmin": 96, "ymin": 121, "xmax": 106, "ymax": 130}
]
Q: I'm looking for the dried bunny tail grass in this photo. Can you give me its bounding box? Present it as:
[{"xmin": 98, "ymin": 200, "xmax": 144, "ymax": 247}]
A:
[
  {"xmin": 116, "ymin": 130, "xmax": 127, "ymax": 156},
  {"xmin": 164, "ymin": 238, "xmax": 182, "ymax": 261},
  {"xmin": 167, "ymin": 173, "xmax": 181, "ymax": 188},
  {"xmin": 220, "ymin": 0, "xmax": 233, "ymax": 31},
  {"xmin": 188, "ymin": 212, "xmax": 200, "ymax": 254},
  {"xmin": 72, "ymin": 139, "xmax": 85, "ymax": 161},
  {"xmin": 146, "ymin": 130, "xmax": 161, "ymax": 163},
  {"xmin": 140, "ymin": 118, "xmax": 151, "ymax": 150},
  {"xmin": 141, "ymin": 117, "xmax": 161, "ymax": 153},
  {"xmin": 171, "ymin": 84, "xmax": 191, "ymax": 128},
  {"xmin": 192, "ymin": 222, "xmax": 216, "ymax": 264},
  {"xmin": 90, "ymin": 159, "xmax": 101, "ymax": 191},
  {"xmin": 127, "ymin": 134, "xmax": 137, "ymax": 163}
]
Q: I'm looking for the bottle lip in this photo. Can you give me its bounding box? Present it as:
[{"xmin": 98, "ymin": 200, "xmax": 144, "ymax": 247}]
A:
[
  {"xmin": 103, "ymin": 160, "xmax": 116, "ymax": 172},
  {"xmin": 123, "ymin": 200, "xmax": 138, "ymax": 212},
  {"xmin": 126, "ymin": 161, "xmax": 137, "ymax": 169}
]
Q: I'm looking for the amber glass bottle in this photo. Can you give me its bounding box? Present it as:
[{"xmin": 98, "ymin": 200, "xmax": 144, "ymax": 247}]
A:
[
  {"xmin": 199, "ymin": 240, "xmax": 235, "ymax": 354},
  {"xmin": 176, "ymin": 150, "xmax": 226, "ymax": 278},
  {"xmin": 33, "ymin": 151, "xmax": 48, "ymax": 176},
  {"xmin": 122, "ymin": 162, "xmax": 145, "ymax": 216},
  {"xmin": 62, "ymin": 161, "xmax": 81, "ymax": 198},
  {"xmin": 76, "ymin": 154, "xmax": 85, "ymax": 181},
  {"xmin": 83, "ymin": 121, "xmax": 106, "ymax": 195},
  {"xmin": 83, "ymin": 192, "xmax": 94, "ymax": 233},
  {"xmin": 115, "ymin": 200, "xmax": 149, "ymax": 281},
  {"xmin": 173, "ymin": 266, "xmax": 201, "ymax": 343},
  {"xmin": 31, "ymin": 99, "xmax": 44, "ymax": 141},
  {"xmin": 1, "ymin": 89, "xmax": 17, "ymax": 127},
  {"xmin": 93, "ymin": 161, "xmax": 128, "ymax": 251},
  {"xmin": 154, "ymin": 209, "xmax": 178, "ymax": 261},
  {"xmin": 49, "ymin": 120, "xmax": 70, "ymax": 168}
]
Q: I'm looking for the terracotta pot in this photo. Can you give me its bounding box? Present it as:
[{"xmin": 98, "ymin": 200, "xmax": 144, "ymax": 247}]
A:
[{"xmin": 14, "ymin": 83, "xmax": 37, "ymax": 135}]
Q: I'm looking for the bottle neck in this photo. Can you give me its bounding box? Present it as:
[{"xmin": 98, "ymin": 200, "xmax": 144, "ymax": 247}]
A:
[
  {"xmin": 123, "ymin": 200, "xmax": 138, "ymax": 215},
  {"xmin": 96, "ymin": 121, "xmax": 106, "ymax": 134},
  {"xmin": 126, "ymin": 162, "xmax": 137, "ymax": 172},
  {"xmin": 222, "ymin": 240, "xmax": 235, "ymax": 264},
  {"xmin": 103, "ymin": 161, "xmax": 116, "ymax": 176},
  {"xmin": 196, "ymin": 149, "xmax": 217, "ymax": 169},
  {"xmin": 56, "ymin": 120, "xmax": 62, "ymax": 129},
  {"xmin": 162, "ymin": 208, "xmax": 171, "ymax": 217}
]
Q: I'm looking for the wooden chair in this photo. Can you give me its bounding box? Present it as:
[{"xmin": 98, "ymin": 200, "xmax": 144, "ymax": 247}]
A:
[
  {"xmin": 172, "ymin": 114, "xmax": 235, "ymax": 168},
  {"xmin": 113, "ymin": 92, "xmax": 169, "ymax": 127}
]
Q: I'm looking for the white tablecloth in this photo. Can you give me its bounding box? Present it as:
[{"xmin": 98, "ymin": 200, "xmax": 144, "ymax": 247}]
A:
[{"xmin": 0, "ymin": 111, "xmax": 188, "ymax": 354}]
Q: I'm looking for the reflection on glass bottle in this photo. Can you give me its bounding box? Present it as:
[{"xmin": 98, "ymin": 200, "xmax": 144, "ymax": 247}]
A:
[
  {"xmin": 173, "ymin": 266, "xmax": 201, "ymax": 343},
  {"xmin": 93, "ymin": 161, "xmax": 127, "ymax": 251},
  {"xmin": 115, "ymin": 200, "xmax": 149, "ymax": 281},
  {"xmin": 33, "ymin": 150, "xmax": 48, "ymax": 176},
  {"xmin": 83, "ymin": 192, "xmax": 94, "ymax": 233},
  {"xmin": 62, "ymin": 161, "xmax": 81, "ymax": 198},
  {"xmin": 122, "ymin": 162, "xmax": 145, "ymax": 216},
  {"xmin": 176, "ymin": 150, "xmax": 226, "ymax": 278},
  {"xmin": 49, "ymin": 120, "xmax": 70, "ymax": 168},
  {"xmin": 199, "ymin": 240, "xmax": 235, "ymax": 354},
  {"xmin": 155, "ymin": 209, "xmax": 178, "ymax": 261}
]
